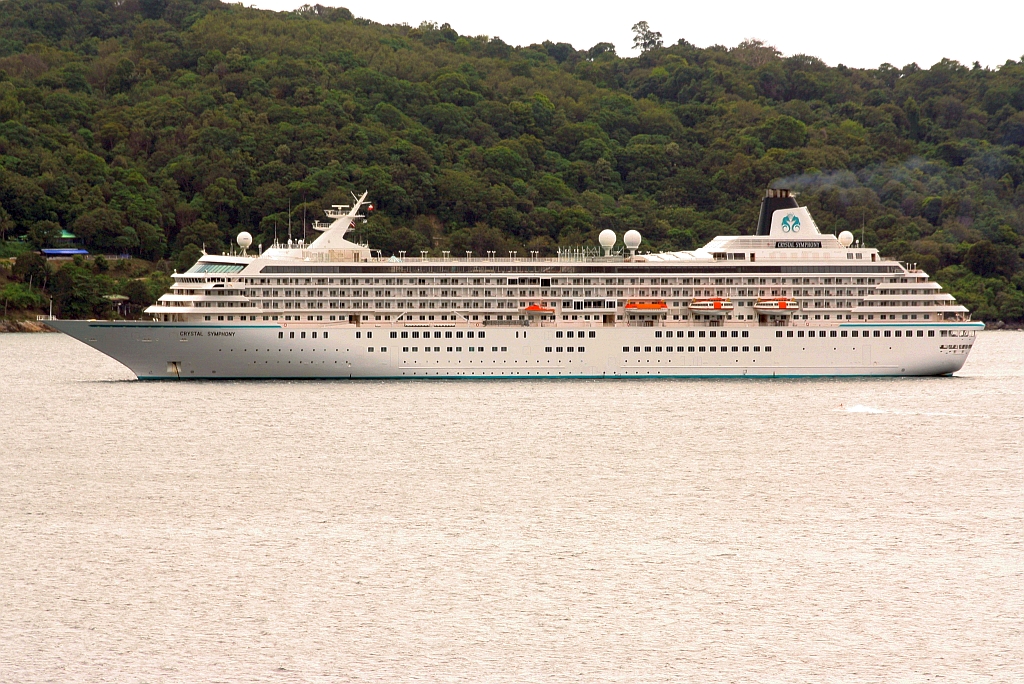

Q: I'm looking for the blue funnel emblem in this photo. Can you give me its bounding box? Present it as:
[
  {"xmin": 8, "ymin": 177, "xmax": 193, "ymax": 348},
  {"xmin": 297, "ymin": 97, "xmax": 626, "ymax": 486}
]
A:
[{"xmin": 781, "ymin": 214, "xmax": 801, "ymax": 233}]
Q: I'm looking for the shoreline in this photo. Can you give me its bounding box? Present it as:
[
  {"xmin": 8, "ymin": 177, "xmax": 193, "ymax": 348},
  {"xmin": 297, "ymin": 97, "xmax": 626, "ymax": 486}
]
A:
[{"xmin": 0, "ymin": 320, "xmax": 58, "ymax": 333}]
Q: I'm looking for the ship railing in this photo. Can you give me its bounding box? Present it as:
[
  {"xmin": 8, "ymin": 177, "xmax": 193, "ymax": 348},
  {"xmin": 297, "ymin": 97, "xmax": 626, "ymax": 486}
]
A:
[{"xmin": 361, "ymin": 255, "xmax": 629, "ymax": 264}]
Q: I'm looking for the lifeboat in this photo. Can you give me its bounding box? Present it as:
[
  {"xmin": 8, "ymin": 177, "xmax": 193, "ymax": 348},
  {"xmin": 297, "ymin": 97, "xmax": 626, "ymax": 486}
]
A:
[
  {"xmin": 522, "ymin": 304, "xmax": 555, "ymax": 313},
  {"xmin": 625, "ymin": 299, "xmax": 668, "ymax": 311},
  {"xmin": 688, "ymin": 297, "xmax": 733, "ymax": 312},
  {"xmin": 754, "ymin": 297, "xmax": 799, "ymax": 312}
]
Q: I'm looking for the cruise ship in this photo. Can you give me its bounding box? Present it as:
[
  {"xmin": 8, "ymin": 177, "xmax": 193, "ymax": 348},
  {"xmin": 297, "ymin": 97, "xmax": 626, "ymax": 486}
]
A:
[{"xmin": 51, "ymin": 189, "xmax": 981, "ymax": 379}]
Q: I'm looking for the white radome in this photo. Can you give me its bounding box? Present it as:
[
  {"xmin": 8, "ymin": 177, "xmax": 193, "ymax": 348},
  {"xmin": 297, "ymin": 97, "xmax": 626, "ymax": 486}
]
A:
[
  {"xmin": 598, "ymin": 229, "xmax": 616, "ymax": 249},
  {"xmin": 237, "ymin": 232, "xmax": 253, "ymax": 250},
  {"xmin": 623, "ymin": 230, "xmax": 642, "ymax": 250},
  {"xmin": 838, "ymin": 231, "xmax": 854, "ymax": 247}
]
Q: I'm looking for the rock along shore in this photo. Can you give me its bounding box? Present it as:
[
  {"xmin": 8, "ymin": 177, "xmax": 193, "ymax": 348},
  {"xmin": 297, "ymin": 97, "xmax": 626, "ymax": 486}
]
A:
[{"xmin": 0, "ymin": 320, "xmax": 57, "ymax": 333}]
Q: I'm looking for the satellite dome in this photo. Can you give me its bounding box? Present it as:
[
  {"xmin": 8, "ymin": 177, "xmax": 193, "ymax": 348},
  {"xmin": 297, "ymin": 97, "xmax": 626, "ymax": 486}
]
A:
[
  {"xmin": 838, "ymin": 230, "xmax": 854, "ymax": 247},
  {"xmin": 237, "ymin": 231, "xmax": 253, "ymax": 250},
  {"xmin": 598, "ymin": 229, "xmax": 616, "ymax": 249},
  {"xmin": 623, "ymin": 230, "xmax": 642, "ymax": 251}
]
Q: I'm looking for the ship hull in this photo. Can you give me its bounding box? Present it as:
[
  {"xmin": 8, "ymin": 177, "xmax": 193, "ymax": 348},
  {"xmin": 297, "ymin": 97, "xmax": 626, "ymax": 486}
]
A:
[{"xmin": 50, "ymin": 320, "xmax": 983, "ymax": 379}]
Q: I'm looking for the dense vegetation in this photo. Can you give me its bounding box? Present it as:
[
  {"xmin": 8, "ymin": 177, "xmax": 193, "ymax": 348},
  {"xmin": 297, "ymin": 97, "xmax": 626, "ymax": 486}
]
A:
[{"xmin": 1, "ymin": 0, "xmax": 1023, "ymax": 321}]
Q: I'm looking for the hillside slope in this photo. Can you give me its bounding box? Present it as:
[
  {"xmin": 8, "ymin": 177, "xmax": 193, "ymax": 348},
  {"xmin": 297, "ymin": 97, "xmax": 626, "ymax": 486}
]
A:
[{"xmin": 1, "ymin": 0, "xmax": 1023, "ymax": 320}]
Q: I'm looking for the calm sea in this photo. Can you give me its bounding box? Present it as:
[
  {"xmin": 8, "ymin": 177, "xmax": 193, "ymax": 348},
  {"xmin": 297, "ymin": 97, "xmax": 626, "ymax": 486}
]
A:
[{"xmin": 1, "ymin": 331, "xmax": 1022, "ymax": 682}]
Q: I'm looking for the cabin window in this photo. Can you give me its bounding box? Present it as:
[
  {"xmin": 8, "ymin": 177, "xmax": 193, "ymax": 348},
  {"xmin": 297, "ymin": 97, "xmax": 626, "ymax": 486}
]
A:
[
  {"xmin": 323, "ymin": 332, "xmax": 328, "ymax": 339},
  {"xmin": 688, "ymin": 346, "xmax": 695, "ymax": 352},
  {"xmin": 798, "ymin": 331, "xmax": 804, "ymax": 338},
  {"xmin": 700, "ymin": 346, "xmax": 707, "ymax": 352},
  {"xmin": 874, "ymin": 331, "xmax": 881, "ymax": 337},
  {"xmin": 655, "ymin": 346, "xmax": 662, "ymax": 352},
  {"xmin": 367, "ymin": 332, "xmax": 372, "ymax": 339},
  {"xmin": 655, "ymin": 331, "xmax": 662, "ymax": 338},
  {"xmin": 403, "ymin": 347, "xmax": 409, "ymax": 352},
  {"xmin": 699, "ymin": 331, "xmax": 706, "ymax": 338},
  {"xmin": 665, "ymin": 331, "xmax": 673, "ymax": 338},
  {"xmin": 556, "ymin": 347, "xmax": 563, "ymax": 353},
  {"xmin": 380, "ymin": 347, "xmax": 387, "ymax": 352},
  {"xmin": 710, "ymin": 346, "xmax": 717, "ymax": 352},
  {"xmin": 666, "ymin": 346, "xmax": 673, "ymax": 352},
  {"xmin": 467, "ymin": 332, "xmax": 475, "ymax": 338},
  {"xmin": 765, "ymin": 346, "xmax": 772, "ymax": 352},
  {"xmin": 356, "ymin": 331, "xmax": 361, "ymax": 338},
  {"xmin": 445, "ymin": 331, "xmax": 452, "ymax": 338},
  {"xmin": 731, "ymin": 346, "xmax": 738, "ymax": 352},
  {"xmin": 390, "ymin": 332, "xmax": 397, "ymax": 338},
  {"xmin": 412, "ymin": 331, "xmax": 419, "ymax": 338},
  {"xmin": 578, "ymin": 346, "xmax": 585, "ymax": 352},
  {"xmin": 567, "ymin": 347, "xmax": 574, "ymax": 352},
  {"xmin": 311, "ymin": 332, "xmax": 317, "ymax": 339},
  {"xmin": 741, "ymin": 331, "xmax": 748, "ymax": 338},
  {"xmin": 644, "ymin": 346, "xmax": 652, "ymax": 352},
  {"xmin": 688, "ymin": 331, "xmax": 695, "ymax": 338},
  {"xmin": 633, "ymin": 347, "xmax": 641, "ymax": 352},
  {"xmin": 556, "ymin": 331, "xmax": 563, "ymax": 338},
  {"xmin": 776, "ymin": 331, "xmax": 783, "ymax": 337},
  {"xmin": 367, "ymin": 347, "xmax": 374, "ymax": 352},
  {"xmin": 278, "ymin": 332, "xmax": 283, "ymax": 338},
  {"xmin": 501, "ymin": 347, "xmax": 507, "ymax": 351},
  {"xmin": 928, "ymin": 330, "xmax": 935, "ymax": 337},
  {"xmin": 753, "ymin": 346, "xmax": 760, "ymax": 352},
  {"xmin": 622, "ymin": 346, "xmax": 629, "ymax": 352},
  {"xmin": 884, "ymin": 331, "xmax": 892, "ymax": 337},
  {"xmin": 289, "ymin": 331, "xmax": 295, "ymax": 339},
  {"xmin": 917, "ymin": 330, "xmax": 924, "ymax": 337},
  {"xmin": 548, "ymin": 347, "xmax": 555, "ymax": 352}
]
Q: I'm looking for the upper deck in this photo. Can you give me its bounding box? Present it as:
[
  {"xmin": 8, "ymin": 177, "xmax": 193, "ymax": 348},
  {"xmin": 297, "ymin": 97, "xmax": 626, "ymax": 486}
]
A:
[{"xmin": 148, "ymin": 190, "xmax": 971, "ymax": 326}]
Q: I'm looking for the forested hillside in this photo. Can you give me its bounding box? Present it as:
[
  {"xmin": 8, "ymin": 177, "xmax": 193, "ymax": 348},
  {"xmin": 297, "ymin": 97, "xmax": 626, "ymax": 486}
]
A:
[{"xmin": 1, "ymin": 0, "xmax": 1024, "ymax": 320}]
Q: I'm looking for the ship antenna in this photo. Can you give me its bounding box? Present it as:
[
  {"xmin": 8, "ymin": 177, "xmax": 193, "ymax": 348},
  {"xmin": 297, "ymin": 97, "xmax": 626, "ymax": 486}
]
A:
[{"xmin": 302, "ymin": 194, "xmax": 306, "ymax": 243}]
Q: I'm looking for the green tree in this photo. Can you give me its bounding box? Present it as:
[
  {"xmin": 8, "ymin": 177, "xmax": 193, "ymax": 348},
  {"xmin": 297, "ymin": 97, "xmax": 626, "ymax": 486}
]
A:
[
  {"xmin": 12, "ymin": 252, "xmax": 50, "ymax": 286},
  {"xmin": 27, "ymin": 220, "xmax": 62, "ymax": 249},
  {"xmin": 631, "ymin": 21, "xmax": 663, "ymax": 53}
]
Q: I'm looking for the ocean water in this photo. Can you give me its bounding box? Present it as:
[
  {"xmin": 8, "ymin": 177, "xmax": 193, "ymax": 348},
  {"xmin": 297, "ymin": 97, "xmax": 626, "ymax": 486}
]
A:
[{"xmin": 1, "ymin": 331, "xmax": 1022, "ymax": 683}]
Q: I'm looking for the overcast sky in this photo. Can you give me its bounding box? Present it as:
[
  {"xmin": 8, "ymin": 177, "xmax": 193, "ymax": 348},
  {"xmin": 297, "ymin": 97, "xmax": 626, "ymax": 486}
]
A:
[{"xmin": 248, "ymin": 0, "xmax": 1022, "ymax": 70}]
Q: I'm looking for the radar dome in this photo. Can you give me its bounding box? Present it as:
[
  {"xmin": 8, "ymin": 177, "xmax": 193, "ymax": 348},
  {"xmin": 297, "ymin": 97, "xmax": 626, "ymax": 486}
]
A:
[
  {"xmin": 237, "ymin": 232, "xmax": 252, "ymax": 250},
  {"xmin": 623, "ymin": 230, "xmax": 642, "ymax": 251},
  {"xmin": 838, "ymin": 230, "xmax": 854, "ymax": 248},
  {"xmin": 598, "ymin": 229, "xmax": 616, "ymax": 249}
]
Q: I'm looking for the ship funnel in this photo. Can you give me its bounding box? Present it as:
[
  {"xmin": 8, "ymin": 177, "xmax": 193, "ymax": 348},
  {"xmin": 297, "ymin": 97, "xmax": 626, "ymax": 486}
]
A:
[{"xmin": 756, "ymin": 188, "xmax": 798, "ymax": 236}]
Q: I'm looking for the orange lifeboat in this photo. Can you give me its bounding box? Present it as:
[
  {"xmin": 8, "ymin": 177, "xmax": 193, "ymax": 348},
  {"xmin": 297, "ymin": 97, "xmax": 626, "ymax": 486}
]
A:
[
  {"xmin": 688, "ymin": 297, "xmax": 733, "ymax": 312},
  {"xmin": 625, "ymin": 299, "xmax": 668, "ymax": 311},
  {"xmin": 754, "ymin": 297, "xmax": 799, "ymax": 312},
  {"xmin": 522, "ymin": 304, "xmax": 555, "ymax": 313}
]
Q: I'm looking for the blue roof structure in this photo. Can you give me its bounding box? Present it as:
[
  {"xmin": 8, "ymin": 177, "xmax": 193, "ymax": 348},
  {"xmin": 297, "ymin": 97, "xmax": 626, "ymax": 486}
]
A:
[{"xmin": 41, "ymin": 248, "xmax": 89, "ymax": 256}]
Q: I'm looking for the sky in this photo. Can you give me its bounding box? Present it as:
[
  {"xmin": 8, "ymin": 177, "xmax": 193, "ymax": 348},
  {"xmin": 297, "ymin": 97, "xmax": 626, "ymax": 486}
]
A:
[{"xmin": 248, "ymin": 0, "xmax": 1023, "ymax": 70}]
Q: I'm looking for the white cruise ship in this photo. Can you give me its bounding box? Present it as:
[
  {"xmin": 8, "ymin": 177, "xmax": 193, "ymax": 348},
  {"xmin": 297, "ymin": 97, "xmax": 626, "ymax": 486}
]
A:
[{"xmin": 52, "ymin": 189, "xmax": 981, "ymax": 379}]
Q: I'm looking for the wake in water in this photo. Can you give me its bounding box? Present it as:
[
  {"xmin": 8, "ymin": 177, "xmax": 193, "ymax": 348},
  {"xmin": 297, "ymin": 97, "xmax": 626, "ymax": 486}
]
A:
[{"xmin": 838, "ymin": 404, "xmax": 886, "ymax": 413}]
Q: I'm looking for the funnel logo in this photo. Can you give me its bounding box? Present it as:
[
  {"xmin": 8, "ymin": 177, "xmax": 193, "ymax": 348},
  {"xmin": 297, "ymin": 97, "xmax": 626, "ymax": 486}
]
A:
[{"xmin": 781, "ymin": 214, "xmax": 801, "ymax": 233}]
